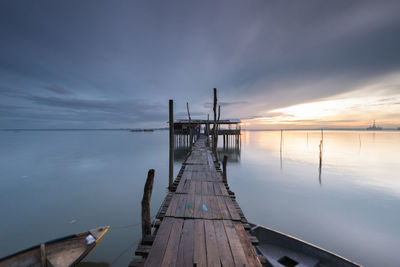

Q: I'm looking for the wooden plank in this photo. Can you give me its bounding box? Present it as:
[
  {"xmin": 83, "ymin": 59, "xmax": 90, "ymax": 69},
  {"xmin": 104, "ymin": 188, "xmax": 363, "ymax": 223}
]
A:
[
  {"xmin": 207, "ymin": 181, "xmax": 215, "ymax": 195},
  {"xmin": 204, "ymin": 220, "xmax": 220, "ymax": 266},
  {"xmin": 219, "ymin": 182, "xmax": 229, "ymax": 196},
  {"xmin": 217, "ymin": 196, "xmax": 231, "ymax": 220},
  {"xmin": 144, "ymin": 217, "xmax": 175, "ymax": 267},
  {"xmin": 161, "ymin": 219, "xmax": 184, "ymax": 266},
  {"xmin": 188, "ymin": 180, "xmax": 196, "ymax": 195},
  {"xmin": 194, "ymin": 219, "xmax": 207, "ymax": 267},
  {"xmin": 233, "ymin": 222, "xmax": 262, "ymax": 267},
  {"xmin": 181, "ymin": 169, "xmax": 192, "ymax": 180},
  {"xmin": 224, "ymin": 196, "xmax": 242, "ymax": 221},
  {"xmin": 207, "ymin": 153, "xmax": 214, "ymax": 169},
  {"xmin": 195, "ymin": 180, "xmax": 202, "ymax": 194},
  {"xmin": 202, "ymin": 181, "xmax": 209, "ymax": 195},
  {"xmin": 165, "ymin": 194, "xmax": 179, "ymax": 217},
  {"xmin": 202, "ymin": 195, "xmax": 212, "ymax": 219},
  {"xmin": 209, "ymin": 196, "xmax": 222, "ymax": 220},
  {"xmin": 194, "ymin": 194, "xmax": 203, "ymax": 218},
  {"xmin": 223, "ymin": 220, "xmax": 249, "ymax": 267},
  {"xmin": 175, "ymin": 194, "xmax": 188, "ymax": 217},
  {"xmin": 176, "ymin": 219, "xmax": 195, "ymax": 266},
  {"xmin": 213, "ymin": 182, "xmax": 222, "ymax": 195},
  {"xmin": 185, "ymin": 192, "xmax": 195, "ymax": 218},
  {"xmin": 176, "ymin": 178, "xmax": 187, "ymax": 193},
  {"xmin": 213, "ymin": 220, "xmax": 235, "ymax": 267}
]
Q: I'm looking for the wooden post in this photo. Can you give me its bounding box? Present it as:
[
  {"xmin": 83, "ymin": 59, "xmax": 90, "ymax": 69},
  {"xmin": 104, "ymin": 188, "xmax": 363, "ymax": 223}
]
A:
[
  {"xmin": 222, "ymin": 155, "xmax": 228, "ymax": 184},
  {"xmin": 142, "ymin": 169, "xmax": 155, "ymax": 240},
  {"xmin": 169, "ymin": 100, "xmax": 174, "ymax": 190},
  {"xmin": 40, "ymin": 244, "xmax": 47, "ymax": 267},
  {"xmin": 213, "ymin": 88, "xmax": 219, "ymax": 161},
  {"xmin": 187, "ymin": 102, "xmax": 192, "ymax": 149}
]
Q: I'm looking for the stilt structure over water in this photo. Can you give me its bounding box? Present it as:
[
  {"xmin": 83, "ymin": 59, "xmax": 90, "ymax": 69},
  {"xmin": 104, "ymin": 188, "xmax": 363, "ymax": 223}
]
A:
[
  {"xmin": 173, "ymin": 119, "xmax": 241, "ymax": 150},
  {"xmin": 130, "ymin": 90, "xmax": 264, "ymax": 266}
]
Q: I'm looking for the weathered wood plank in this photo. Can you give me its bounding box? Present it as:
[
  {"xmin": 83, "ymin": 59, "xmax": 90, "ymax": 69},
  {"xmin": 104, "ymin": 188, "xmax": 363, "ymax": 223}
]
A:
[
  {"xmin": 194, "ymin": 219, "xmax": 207, "ymax": 267},
  {"xmin": 209, "ymin": 196, "xmax": 222, "ymax": 220},
  {"xmin": 219, "ymin": 182, "xmax": 229, "ymax": 196},
  {"xmin": 176, "ymin": 219, "xmax": 195, "ymax": 266},
  {"xmin": 195, "ymin": 180, "xmax": 202, "ymax": 194},
  {"xmin": 175, "ymin": 194, "xmax": 188, "ymax": 217},
  {"xmin": 224, "ymin": 196, "xmax": 242, "ymax": 221},
  {"xmin": 213, "ymin": 182, "xmax": 222, "ymax": 195},
  {"xmin": 207, "ymin": 181, "xmax": 215, "ymax": 195},
  {"xmin": 223, "ymin": 220, "xmax": 249, "ymax": 267},
  {"xmin": 202, "ymin": 181, "xmax": 209, "ymax": 195},
  {"xmin": 204, "ymin": 220, "xmax": 220, "ymax": 266},
  {"xmin": 165, "ymin": 194, "xmax": 179, "ymax": 217},
  {"xmin": 213, "ymin": 220, "xmax": 235, "ymax": 267},
  {"xmin": 185, "ymin": 193, "xmax": 195, "ymax": 218},
  {"xmin": 143, "ymin": 217, "xmax": 174, "ymax": 267},
  {"xmin": 233, "ymin": 222, "xmax": 262, "ymax": 267},
  {"xmin": 217, "ymin": 196, "xmax": 231, "ymax": 220},
  {"xmin": 189, "ymin": 180, "xmax": 196, "ymax": 195},
  {"xmin": 194, "ymin": 194, "xmax": 203, "ymax": 218},
  {"xmin": 161, "ymin": 219, "xmax": 184, "ymax": 266},
  {"xmin": 202, "ymin": 195, "xmax": 212, "ymax": 219}
]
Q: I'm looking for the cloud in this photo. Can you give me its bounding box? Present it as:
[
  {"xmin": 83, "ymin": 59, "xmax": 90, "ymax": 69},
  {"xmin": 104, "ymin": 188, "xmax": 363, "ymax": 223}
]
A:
[
  {"xmin": 42, "ymin": 85, "xmax": 73, "ymax": 95},
  {"xmin": 1, "ymin": 1, "xmax": 400, "ymax": 128},
  {"xmin": 203, "ymin": 101, "xmax": 248, "ymax": 109}
]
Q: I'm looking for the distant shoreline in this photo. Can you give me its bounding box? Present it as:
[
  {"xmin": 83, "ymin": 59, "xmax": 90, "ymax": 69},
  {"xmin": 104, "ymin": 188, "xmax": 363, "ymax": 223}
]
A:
[
  {"xmin": 242, "ymin": 128, "xmax": 400, "ymax": 131},
  {"xmin": 0, "ymin": 128, "xmax": 168, "ymax": 132}
]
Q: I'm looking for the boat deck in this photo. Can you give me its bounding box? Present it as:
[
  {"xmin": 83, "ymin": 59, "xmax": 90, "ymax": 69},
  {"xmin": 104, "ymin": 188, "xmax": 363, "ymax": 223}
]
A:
[{"xmin": 132, "ymin": 135, "xmax": 262, "ymax": 266}]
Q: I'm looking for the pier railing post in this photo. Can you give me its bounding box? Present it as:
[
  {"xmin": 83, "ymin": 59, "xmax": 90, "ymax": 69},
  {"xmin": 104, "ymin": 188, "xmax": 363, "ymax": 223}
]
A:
[
  {"xmin": 222, "ymin": 155, "xmax": 228, "ymax": 184},
  {"xmin": 142, "ymin": 169, "xmax": 155, "ymax": 241},
  {"xmin": 169, "ymin": 99, "xmax": 174, "ymax": 190}
]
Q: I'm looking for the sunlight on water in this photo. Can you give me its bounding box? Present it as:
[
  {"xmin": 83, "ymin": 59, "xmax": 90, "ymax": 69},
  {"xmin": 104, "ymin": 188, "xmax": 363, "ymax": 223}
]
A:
[{"xmin": 230, "ymin": 130, "xmax": 400, "ymax": 267}]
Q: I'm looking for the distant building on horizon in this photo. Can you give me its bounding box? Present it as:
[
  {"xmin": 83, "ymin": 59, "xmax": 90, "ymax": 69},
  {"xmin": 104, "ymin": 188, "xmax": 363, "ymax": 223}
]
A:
[{"xmin": 366, "ymin": 120, "xmax": 382, "ymax": 131}]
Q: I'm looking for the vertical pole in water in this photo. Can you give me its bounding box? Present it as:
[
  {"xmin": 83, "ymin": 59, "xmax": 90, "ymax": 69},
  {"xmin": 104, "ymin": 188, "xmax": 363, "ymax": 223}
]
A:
[
  {"xmin": 213, "ymin": 88, "xmax": 218, "ymax": 162},
  {"xmin": 222, "ymin": 155, "xmax": 228, "ymax": 184},
  {"xmin": 187, "ymin": 102, "xmax": 192, "ymax": 149},
  {"xmin": 169, "ymin": 100, "xmax": 174, "ymax": 190},
  {"xmin": 142, "ymin": 169, "xmax": 155, "ymax": 241}
]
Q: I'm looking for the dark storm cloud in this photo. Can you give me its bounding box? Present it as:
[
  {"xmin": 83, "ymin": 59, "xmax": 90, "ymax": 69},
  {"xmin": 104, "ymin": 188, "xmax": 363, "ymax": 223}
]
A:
[{"xmin": 1, "ymin": 0, "xmax": 400, "ymax": 128}]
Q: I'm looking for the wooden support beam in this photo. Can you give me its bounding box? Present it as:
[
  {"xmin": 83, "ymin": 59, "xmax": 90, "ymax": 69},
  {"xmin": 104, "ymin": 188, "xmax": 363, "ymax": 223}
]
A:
[
  {"xmin": 222, "ymin": 155, "xmax": 228, "ymax": 184},
  {"xmin": 40, "ymin": 244, "xmax": 47, "ymax": 267},
  {"xmin": 213, "ymin": 88, "xmax": 217, "ymax": 160},
  {"xmin": 169, "ymin": 100, "xmax": 174, "ymax": 190},
  {"xmin": 142, "ymin": 169, "xmax": 155, "ymax": 241},
  {"xmin": 187, "ymin": 102, "xmax": 192, "ymax": 149}
]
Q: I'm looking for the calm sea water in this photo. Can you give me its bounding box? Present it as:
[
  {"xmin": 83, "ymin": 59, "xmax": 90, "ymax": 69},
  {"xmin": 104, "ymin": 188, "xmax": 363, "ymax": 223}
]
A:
[{"xmin": 0, "ymin": 130, "xmax": 399, "ymax": 266}]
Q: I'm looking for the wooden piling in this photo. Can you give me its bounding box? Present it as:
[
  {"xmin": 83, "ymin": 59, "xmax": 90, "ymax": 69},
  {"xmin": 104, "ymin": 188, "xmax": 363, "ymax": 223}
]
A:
[
  {"xmin": 213, "ymin": 88, "xmax": 218, "ymax": 161},
  {"xmin": 142, "ymin": 169, "xmax": 155, "ymax": 241},
  {"xmin": 169, "ymin": 100, "xmax": 174, "ymax": 190},
  {"xmin": 222, "ymin": 155, "xmax": 228, "ymax": 184},
  {"xmin": 187, "ymin": 102, "xmax": 192, "ymax": 149}
]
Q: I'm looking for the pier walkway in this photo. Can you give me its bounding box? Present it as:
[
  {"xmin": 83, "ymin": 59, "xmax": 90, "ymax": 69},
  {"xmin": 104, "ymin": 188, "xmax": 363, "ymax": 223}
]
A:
[{"xmin": 132, "ymin": 135, "xmax": 262, "ymax": 266}]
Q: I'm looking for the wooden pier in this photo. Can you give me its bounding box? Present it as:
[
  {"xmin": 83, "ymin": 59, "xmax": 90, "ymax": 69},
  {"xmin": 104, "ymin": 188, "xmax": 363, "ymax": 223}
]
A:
[{"xmin": 131, "ymin": 134, "xmax": 263, "ymax": 266}]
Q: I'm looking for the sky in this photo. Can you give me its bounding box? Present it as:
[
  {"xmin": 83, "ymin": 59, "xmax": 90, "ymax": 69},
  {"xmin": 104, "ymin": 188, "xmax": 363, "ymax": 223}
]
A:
[{"xmin": 1, "ymin": 0, "xmax": 400, "ymax": 129}]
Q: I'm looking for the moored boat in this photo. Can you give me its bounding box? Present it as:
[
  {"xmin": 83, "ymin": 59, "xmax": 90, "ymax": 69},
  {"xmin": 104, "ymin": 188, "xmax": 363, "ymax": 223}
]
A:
[
  {"xmin": 250, "ymin": 223, "xmax": 361, "ymax": 266},
  {"xmin": 0, "ymin": 226, "xmax": 109, "ymax": 267}
]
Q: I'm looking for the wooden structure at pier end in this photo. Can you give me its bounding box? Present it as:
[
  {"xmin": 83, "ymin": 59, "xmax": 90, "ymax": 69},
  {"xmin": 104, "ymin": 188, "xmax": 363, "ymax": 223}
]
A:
[{"xmin": 131, "ymin": 89, "xmax": 264, "ymax": 267}]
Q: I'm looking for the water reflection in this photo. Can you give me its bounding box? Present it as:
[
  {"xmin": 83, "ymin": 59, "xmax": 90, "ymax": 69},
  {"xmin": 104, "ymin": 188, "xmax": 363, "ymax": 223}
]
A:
[{"xmin": 228, "ymin": 130, "xmax": 400, "ymax": 267}]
